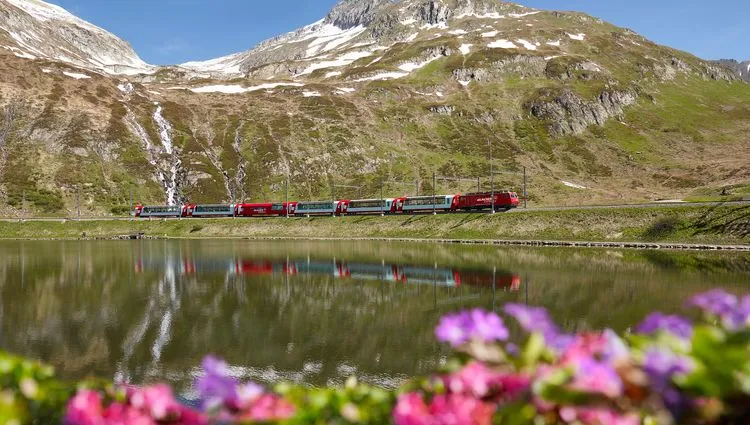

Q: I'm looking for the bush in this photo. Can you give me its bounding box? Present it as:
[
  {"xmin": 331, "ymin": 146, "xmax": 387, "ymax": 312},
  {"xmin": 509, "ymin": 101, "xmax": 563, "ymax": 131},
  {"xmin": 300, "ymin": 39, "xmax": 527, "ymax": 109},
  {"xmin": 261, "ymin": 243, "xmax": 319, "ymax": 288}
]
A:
[{"xmin": 1, "ymin": 290, "xmax": 749, "ymax": 424}]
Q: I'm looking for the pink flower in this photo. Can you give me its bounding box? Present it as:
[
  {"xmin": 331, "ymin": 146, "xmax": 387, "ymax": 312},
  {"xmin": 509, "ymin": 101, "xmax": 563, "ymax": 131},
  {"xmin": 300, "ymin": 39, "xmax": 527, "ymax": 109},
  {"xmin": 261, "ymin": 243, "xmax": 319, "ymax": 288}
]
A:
[
  {"xmin": 101, "ymin": 403, "xmax": 156, "ymax": 425},
  {"xmin": 394, "ymin": 392, "xmax": 495, "ymax": 425},
  {"xmin": 128, "ymin": 384, "xmax": 181, "ymax": 420},
  {"xmin": 65, "ymin": 390, "xmax": 105, "ymax": 425},
  {"xmin": 429, "ymin": 394, "xmax": 495, "ymax": 425},
  {"xmin": 394, "ymin": 393, "xmax": 431, "ymax": 425},
  {"xmin": 561, "ymin": 331, "xmax": 628, "ymax": 366},
  {"xmin": 569, "ymin": 358, "xmax": 623, "ymax": 398},
  {"xmin": 443, "ymin": 362, "xmax": 529, "ymax": 401},
  {"xmin": 560, "ymin": 407, "xmax": 639, "ymax": 425},
  {"xmin": 242, "ymin": 394, "xmax": 295, "ymax": 422}
]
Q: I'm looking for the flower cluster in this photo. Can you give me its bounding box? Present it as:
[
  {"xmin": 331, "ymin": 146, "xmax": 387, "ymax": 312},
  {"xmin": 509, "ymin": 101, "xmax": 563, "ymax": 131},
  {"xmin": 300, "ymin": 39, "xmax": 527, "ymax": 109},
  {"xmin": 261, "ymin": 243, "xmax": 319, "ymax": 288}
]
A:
[
  {"xmin": 4, "ymin": 290, "xmax": 749, "ymax": 425},
  {"xmin": 195, "ymin": 355, "xmax": 294, "ymax": 422},
  {"xmin": 397, "ymin": 290, "xmax": 750, "ymax": 425},
  {"xmin": 65, "ymin": 385, "xmax": 205, "ymax": 425}
]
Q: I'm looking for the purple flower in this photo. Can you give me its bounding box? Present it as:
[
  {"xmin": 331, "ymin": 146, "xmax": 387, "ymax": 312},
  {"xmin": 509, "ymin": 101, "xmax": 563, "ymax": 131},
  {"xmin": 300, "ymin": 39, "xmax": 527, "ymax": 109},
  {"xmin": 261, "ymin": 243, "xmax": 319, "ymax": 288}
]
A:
[
  {"xmin": 636, "ymin": 313, "xmax": 693, "ymax": 339},
  {"xmin": 569, "ymin": 358, "xmax": 623, "ymax": 398},
  {"xmin": 436, "ymin": 311, "xmax": 473, "ymax": 347},
  {"xmin": 435, "ymin": 309, "xmax": 508, "ymax": 347},
  {"xmin": 724, "ymin": 295, "xmax": 750, "ymax": 330},
  {"xmin": 469, "ymin": 309, "xmax": 509, "ymax": 342},
  {"xmin": 690, "ymin": 290, "xmax": 737, "ymax": 317},
  {"xmin": 504, "ymin": 304, "xmax": 571, "ymax": 352},
  {"xmin": 643, "ymin": 347, "xmax": 695, "ymax": 418},
  {"xmin": 195, "ymin": 355, "xmax": 239, "ymax": 410},
  {"xmin": 643, "ymin": 347, "xmax": 694, "ymax": 390}
]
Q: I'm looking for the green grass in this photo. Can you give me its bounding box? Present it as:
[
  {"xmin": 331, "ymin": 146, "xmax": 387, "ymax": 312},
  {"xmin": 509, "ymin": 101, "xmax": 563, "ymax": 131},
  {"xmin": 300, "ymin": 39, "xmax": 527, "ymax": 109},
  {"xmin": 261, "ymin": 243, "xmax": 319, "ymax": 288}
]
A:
[{"xmin": 0, "ymin": 205, "xmax": 747, "ymax": 246}]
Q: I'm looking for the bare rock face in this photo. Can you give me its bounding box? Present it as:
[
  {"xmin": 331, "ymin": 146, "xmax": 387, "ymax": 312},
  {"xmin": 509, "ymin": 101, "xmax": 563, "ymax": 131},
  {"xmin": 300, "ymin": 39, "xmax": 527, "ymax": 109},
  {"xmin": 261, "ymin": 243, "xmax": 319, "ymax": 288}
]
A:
[
  {"xmin": 712, "ymin": 59, "xmax": 750, "ymax": 83},
  {"xmin": 530, "ymin": 89, "xmax": 638, "ymax": 136},
  {"xmin": 325, "ymin": 0, "xmax": 393, "ymax": 29},
  {"xmin": 419, "ymin": 1, "xmax": 453, "ymax": 25}
]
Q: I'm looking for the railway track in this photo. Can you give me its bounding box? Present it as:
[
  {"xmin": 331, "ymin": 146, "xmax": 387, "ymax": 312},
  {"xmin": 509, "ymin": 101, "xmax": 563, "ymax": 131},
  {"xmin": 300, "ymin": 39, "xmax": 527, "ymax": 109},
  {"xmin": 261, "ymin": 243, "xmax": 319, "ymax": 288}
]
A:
[{"xmin": 1, "ymin": 200, "xmax": 747, "ymax": 222}]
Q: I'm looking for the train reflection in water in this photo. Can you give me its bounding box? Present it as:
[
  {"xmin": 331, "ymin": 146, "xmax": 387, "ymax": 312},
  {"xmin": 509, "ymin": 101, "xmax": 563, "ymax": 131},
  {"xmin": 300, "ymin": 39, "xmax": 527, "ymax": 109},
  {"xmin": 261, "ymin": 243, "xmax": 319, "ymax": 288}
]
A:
[{"xmin": 135, "ymin": 256, "xmax": 521, "ymax": 290}]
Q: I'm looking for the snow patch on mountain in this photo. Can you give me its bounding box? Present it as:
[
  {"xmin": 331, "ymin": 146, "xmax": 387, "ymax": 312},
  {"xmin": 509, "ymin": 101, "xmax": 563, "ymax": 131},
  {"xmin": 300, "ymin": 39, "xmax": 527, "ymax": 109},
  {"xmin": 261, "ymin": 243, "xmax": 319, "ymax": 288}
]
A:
[
  {"xmin": 398, "ymin": 56, "xmax": 440, "ymax": 72},
  {"xmin": 354, "ymin": 71, "xmax": 409, "ymax": 82},
  {"xmin": 516, "ymin": 39, "xmax": 537, "ymax": 50},
  {"xmin": 488, "ymin": 39, "xmax": 517, "ymax": 49},
  {"xmin": 62, "ymin": 71, "xmax": 90, "ymax": 79},
  {"xmin": 299, "ymin": 49, "xmax": 374, "ymax": 76},
  {"xmin": 567, "ymin": 33, "xmax": 586, "ymax": 41}
]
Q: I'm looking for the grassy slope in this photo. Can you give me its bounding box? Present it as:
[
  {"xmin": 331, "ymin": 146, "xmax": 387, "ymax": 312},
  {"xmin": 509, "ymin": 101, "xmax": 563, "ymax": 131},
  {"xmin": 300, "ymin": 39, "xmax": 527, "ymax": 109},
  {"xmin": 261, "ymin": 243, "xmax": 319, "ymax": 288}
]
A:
[
  {"xmin": 0, "ymin": 205, "xmax": 747, "ymax": 245},
  {"xmin": 0, "ymin": 10, "xmax": 749, "ymax": 215}
]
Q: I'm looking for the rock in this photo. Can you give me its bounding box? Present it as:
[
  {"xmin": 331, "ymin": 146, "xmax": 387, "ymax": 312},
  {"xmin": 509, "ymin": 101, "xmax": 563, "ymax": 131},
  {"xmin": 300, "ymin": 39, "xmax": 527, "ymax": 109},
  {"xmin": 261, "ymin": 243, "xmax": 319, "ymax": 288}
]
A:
[
  {"xmin": 530, "ymin": 88, "xmax": 637, "ymax": 136},
  {"xmin": 429, "ymin": 105, "xmax": 456, "ymax": 115},
  {"xmin": 493, "ymin": 55, "xmax": 547, "ymax": 78}
]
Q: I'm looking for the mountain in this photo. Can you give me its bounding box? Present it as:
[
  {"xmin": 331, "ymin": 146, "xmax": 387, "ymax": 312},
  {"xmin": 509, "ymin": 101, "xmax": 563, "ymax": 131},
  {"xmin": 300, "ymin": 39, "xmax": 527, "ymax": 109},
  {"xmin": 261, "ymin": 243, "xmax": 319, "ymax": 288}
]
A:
[
  {"xmin": 0, "ymin": 0, "xmax": 153, "ymax": 75},
  {"xmin": 713, "ymin": 59, "xmax": 750, "ymax": 83},
  {"xmin": 0, "ymin": 0, "xmax": 748, "ymax": 215}
]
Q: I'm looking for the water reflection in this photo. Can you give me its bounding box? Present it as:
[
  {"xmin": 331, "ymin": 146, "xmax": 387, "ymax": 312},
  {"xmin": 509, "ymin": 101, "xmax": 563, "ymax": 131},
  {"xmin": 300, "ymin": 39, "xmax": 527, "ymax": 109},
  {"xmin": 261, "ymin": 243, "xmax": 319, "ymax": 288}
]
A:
[
  {"xmin": 0, "ymin": 240, "xmax": 747, "ymax": 393},
  {"xmin": 135, "ymin": 254, "xmax": 522, "ymax": 291}
]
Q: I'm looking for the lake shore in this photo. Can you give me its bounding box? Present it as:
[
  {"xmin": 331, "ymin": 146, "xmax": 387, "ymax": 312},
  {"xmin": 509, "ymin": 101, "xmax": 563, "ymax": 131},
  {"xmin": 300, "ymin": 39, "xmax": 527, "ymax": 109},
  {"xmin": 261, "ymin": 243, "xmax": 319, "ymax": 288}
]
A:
[{"xmin": 0, "ymin": 204, "xmax": 747, "ymax": 248}]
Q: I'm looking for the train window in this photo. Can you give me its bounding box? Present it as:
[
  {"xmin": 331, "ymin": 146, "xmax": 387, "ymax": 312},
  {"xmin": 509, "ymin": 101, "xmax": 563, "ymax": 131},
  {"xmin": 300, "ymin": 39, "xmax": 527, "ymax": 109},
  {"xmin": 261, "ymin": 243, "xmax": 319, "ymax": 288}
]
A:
[
  {"xmin": 297, "ymin": 202, "xmax": 333, "ymax": 211},
  {"xmin": 195, "ymin": 205, "xmax": 231, "ymax": 213},
  {"xmin": 404, "ymin": 196, "xmax": 446, "ymax": 206},
  {"xmin": 350, "ymin": 200, "xmax": 385, "ymax": 209},
  {"xmin": 271, "ymin": 204, "xmax": 284, "ymax": 211}
]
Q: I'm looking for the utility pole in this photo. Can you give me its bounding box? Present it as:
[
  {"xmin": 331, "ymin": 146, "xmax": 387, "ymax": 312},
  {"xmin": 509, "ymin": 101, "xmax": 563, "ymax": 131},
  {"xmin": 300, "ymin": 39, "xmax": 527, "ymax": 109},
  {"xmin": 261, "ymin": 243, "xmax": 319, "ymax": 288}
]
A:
[
  {"xmin": 21, "ymin": 190, "xmax": 25, "ymax": 222},
  {"xmin": 129, "ymin": 187, "xmax": 133, "ymax": 218},
  {"xmin": 432, "ymin": 172, "xmax": 437, "ymax": 215},
  {"xmin": 523, "ymin": 166, "xmax": 528, "ymax": 209},
  {"xmin": 331, "ymin": 176, "xmax": 336, "ymax": 217},
  {"xmin": 285, "ymin": 177, "xmax": 289, "ymax": 218},
  {"xmin": 477, "ymin": 177, "xmax": 481, "ymax": 193},
  {"xmin": 76, "ymin": 185, "xmax": 81, "ymax": 221},
  {"xmin": 380, "ymin": 180, "xmax": 385, "ymax": 216},
  {"xmin": 489, "ymin": 139, "xmax": 495, "ymax": 214}
]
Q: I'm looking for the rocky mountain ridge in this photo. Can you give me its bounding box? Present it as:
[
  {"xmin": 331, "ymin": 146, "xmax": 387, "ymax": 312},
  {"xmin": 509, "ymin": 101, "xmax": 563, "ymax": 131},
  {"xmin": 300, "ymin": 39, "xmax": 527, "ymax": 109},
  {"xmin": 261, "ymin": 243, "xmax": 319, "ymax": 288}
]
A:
[
  {"xmin": 713, "ymin": 59, "xmax": 750, "ymax": 83},
  {"xmin": 0, "ymin": 0, "xmax": 153, "ymax": 75},
  {"xmin": 0, "ymin": 0, "xmax": 748, "ymax": 215}
]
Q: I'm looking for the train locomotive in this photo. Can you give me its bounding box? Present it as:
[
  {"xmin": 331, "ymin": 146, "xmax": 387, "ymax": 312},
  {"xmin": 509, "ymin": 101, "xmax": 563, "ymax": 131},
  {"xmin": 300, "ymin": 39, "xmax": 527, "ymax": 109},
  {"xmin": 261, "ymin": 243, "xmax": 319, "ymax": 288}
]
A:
[{"xmin": 134, "ymin": 191, "xmax": 519, "ymax": 218}]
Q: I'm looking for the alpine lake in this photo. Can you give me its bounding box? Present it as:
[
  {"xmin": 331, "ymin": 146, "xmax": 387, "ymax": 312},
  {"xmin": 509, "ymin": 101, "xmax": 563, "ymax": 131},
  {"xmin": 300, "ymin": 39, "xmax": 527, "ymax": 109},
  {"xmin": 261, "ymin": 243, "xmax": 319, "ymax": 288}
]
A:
[{"xmin": 0, "ymin": 239, "xmax": 748, "ymax": 394}]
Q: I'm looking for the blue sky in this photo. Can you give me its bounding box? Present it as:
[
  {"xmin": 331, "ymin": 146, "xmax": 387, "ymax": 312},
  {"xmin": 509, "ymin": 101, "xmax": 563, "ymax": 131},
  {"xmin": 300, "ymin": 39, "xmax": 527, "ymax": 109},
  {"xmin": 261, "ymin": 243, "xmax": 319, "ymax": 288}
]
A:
[{"xmin": 47, "ymin": 0, "xmax": 747, "ymax": 65}]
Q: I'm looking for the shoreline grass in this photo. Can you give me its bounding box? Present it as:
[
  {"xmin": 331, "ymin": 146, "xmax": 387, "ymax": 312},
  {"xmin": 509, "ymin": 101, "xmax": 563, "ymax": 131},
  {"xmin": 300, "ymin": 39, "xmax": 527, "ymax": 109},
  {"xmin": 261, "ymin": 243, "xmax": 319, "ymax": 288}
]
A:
[{"xmin": 0, "ymin": 204, "xmax": 746, "ymax": 246}]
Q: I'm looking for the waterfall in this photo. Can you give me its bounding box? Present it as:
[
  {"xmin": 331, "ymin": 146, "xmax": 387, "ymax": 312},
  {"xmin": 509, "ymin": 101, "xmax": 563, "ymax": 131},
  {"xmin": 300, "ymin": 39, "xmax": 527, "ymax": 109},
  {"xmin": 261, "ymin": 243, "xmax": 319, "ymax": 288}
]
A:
[{"xmin": 153, "ymin": 105, "xmax": 181, "ymax": 206}]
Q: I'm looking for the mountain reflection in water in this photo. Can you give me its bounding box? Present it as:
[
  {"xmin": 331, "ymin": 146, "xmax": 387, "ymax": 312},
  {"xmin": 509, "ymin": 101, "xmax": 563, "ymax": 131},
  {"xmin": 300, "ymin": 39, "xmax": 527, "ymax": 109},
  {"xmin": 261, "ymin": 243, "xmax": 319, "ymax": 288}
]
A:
[{"xmin": 0, "ymin": 239, "xmax": 747, "ymax": 394}]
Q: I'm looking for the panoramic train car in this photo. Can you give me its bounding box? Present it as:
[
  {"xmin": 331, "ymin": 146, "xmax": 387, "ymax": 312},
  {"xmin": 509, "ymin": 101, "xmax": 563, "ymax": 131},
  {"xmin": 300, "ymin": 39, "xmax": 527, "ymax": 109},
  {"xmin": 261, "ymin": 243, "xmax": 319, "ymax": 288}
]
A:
[
  {"xmin": 401, "ymin": 195, "xmax": 460, "ymax": 213},
  {"xmin": 399, "ymin": 266, "xmax": 461, "ymax": 287},
  {"xmin": 295, "ymin": 200, "xmax": 349, "ymax": 216},
  {"xmin": 458, "ymin": 271, "xmax": 522, "ymax": 291},
  {"xmin": 190, "ymin": 204, "xmax": 236, "ymax": 218},
  {"xmin": 135, "ymin": 204, "xmax": 187, "ymax": 218},
  {"xmin": 294, "ymin": 260, "xmax": 350, "ymax": 279},
  {"xmin": 236, "ymin": 202, "xmax": 298, "ymax": 217},
  {"xmin": 346, "ymin": 198, "xmax": 406, "ymax": 215},
  {"xmin": 457, "ymin": 191, "xmax": 520, "ymax": 211}
]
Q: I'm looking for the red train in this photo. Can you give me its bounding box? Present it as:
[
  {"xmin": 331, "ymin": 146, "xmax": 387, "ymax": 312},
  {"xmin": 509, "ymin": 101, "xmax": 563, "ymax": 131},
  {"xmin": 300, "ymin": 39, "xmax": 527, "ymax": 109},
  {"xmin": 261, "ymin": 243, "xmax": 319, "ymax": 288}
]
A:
[{"xmin": 134, "ymin": 191, "xmax": 519, "ymax": 218}]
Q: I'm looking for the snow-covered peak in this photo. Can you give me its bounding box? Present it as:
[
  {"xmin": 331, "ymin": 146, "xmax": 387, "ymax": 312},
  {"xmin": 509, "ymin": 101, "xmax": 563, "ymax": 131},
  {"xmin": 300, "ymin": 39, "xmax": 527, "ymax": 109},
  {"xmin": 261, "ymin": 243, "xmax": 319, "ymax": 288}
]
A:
[
  {"xmin": 178, "ymin": 0, "xmax": 532, "ymax": 77},
  {"xmin": 0, "ymin": 0, "xmax": 154, "ymax": 75},
  {"xmin": 5, "ymin": 0, "xmax": 75, "ymax": 21}
]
